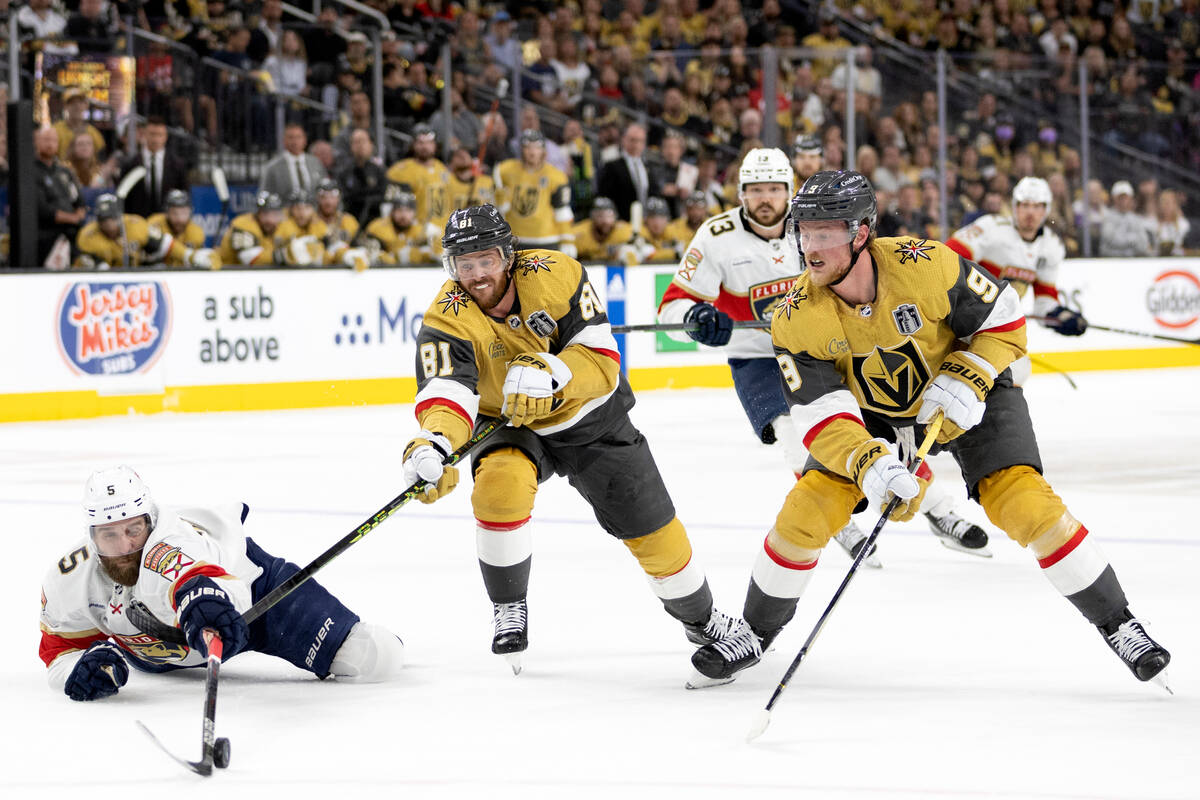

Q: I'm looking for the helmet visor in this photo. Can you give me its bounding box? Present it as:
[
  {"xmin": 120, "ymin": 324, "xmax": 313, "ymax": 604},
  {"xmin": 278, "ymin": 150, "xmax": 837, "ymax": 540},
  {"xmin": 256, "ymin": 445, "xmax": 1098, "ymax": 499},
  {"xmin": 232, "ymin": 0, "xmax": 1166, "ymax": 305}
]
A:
[
  {"xmin": 795, "ymin": 220, "xmax": 857, "ymax": 252},
  {"xmin": 90, "ymin": 514, "xmax": 152, "ymax": 557}
]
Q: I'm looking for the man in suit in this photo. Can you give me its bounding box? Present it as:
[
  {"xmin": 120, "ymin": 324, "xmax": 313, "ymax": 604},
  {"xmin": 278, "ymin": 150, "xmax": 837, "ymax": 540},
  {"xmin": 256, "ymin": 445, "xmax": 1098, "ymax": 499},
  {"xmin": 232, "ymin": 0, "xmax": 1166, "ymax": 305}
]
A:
[
  {"xmin": 118, "ymin": 117, "xmax": 189, "ymax": 218},
  {"xmin": 596, "ymin": 122, "xmax": 657, "ymax": 222},
  {"xmin": 260, "ymin": 123, "xmax": 329, "ymax": 200}
]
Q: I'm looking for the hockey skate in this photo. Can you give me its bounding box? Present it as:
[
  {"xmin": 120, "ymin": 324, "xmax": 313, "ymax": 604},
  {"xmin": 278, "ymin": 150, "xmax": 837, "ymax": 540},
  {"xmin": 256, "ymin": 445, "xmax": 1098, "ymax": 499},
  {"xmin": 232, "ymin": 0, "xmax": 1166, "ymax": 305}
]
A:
[
  {"xmin": 833, "ymin": 521, "xmax": 882, "ymax": 568},
  {"xmin": 1098, "ymin": 610, "xmax": 1172, "ymax": 692},
  {"xmin": 925, "ymin": 510, "xmax": 992, "ymax": 557},
  {"xmin": 683, "ymin": 607, "xmax": 740, "ymax": 647},
  {"xmin": 491, "ymin": 601, "xmax": 528, "ymax": 676},
  {"xmin": 686, "ymin": 620, "xmax": 765, "ymax": 689}
]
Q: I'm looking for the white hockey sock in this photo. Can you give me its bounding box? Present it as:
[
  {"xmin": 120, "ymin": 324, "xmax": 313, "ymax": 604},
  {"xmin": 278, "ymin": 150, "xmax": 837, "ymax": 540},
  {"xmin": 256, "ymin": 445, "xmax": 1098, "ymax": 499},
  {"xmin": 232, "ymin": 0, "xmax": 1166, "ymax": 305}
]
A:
[
  {"xmin": 751, "ymin": 535, "xmax": 817, "ymax": 600},
  {"xmin": 329, "ymin": 621, "xmax": 406, "ymax": 682},
  {"xmin": 1034, "ymin": 524, "xmax": 1110, "ymax": 598},
  {"xmin": 645, "ymin": 556, "xmax": 706, "ymax": 601},
  {"xmin": 476, "ymin": 519, "xmax": 533, "ymax": 567}
]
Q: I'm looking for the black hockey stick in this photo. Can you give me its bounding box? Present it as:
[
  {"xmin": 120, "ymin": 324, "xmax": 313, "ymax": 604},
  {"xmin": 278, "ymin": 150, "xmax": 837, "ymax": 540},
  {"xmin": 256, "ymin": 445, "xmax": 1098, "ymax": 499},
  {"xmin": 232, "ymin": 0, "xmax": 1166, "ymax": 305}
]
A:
[
  {"xmin": 137, "ymin": 629, "xmax": 231, "ymax": 776},
  {"xmin": 1030, "ymin": 316, "xmax": 1200, "ymax": 346},
  {"xmin": 611, "ymin": 319, "xmax": 771, "ymax": 334},
  {"xmin": 128, "ymin": 416, "xmax": 511, "ymax": 644},
  {"xmin": 747, "ymin": 413, "xmax": 944, "ymax": 742}
]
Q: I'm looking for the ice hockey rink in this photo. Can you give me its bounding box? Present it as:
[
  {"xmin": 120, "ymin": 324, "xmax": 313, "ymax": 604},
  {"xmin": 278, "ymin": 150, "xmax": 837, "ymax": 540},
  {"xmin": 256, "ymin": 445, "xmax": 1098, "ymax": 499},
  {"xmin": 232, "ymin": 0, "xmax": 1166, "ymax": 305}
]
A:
[{"xmin": 2, "ymin": 368, "xmax": 1196, "ymax": 800}]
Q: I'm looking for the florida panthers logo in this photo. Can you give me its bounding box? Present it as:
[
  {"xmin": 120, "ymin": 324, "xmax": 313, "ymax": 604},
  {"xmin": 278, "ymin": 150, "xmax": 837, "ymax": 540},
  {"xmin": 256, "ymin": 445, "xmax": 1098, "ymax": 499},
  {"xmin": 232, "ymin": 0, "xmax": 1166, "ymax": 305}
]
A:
[
  {"xmin": 849, "ymin": 338, "xmax": 931, "ymax": 414},
  {"xmin": 438, "ymin": 288, "xmax": 471, "ymax": 315},
  {"xmin": 895, "ymin": 239, "xmax": 936, "ymax": 265}
]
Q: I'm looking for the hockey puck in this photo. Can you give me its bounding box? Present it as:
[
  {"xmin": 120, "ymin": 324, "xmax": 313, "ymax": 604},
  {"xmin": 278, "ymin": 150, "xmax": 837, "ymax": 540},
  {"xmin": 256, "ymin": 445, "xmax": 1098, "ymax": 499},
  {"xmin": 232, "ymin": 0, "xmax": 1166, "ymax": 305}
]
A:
[{"xmin": 213, "ymin": 737, "xmax": 232, "ymax": 769}]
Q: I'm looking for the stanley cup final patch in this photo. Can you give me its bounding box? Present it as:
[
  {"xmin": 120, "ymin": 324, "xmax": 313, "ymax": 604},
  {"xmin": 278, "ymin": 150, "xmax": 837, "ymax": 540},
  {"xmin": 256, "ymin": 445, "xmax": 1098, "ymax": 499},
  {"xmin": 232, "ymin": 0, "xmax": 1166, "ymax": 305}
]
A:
[
  {"xmin": 525, "ymin": 310, "xmax": 558, "ymax": 337},
  {"xmin": 892, "ymin": 303, "xmax": 923, "ymax": 335}
]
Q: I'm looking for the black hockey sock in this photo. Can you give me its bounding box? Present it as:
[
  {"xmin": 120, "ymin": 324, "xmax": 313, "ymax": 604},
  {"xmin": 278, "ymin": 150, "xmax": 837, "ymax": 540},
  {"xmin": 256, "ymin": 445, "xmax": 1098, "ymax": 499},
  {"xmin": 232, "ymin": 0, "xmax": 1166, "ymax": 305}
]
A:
[
  {"xmin": 1063, "ymin": 565, "xmax": 1129, "ymax": 626},
  {"xmin": 478, "ymin": 556, "xmax": 531, "ymax": 605},
  {"xmin": 744, "ymin": 579, "xmax": 799, "ymax": 637},
  {"xmin": 660, "ymin": 579, "xmax": 714, "ymax": 625}
]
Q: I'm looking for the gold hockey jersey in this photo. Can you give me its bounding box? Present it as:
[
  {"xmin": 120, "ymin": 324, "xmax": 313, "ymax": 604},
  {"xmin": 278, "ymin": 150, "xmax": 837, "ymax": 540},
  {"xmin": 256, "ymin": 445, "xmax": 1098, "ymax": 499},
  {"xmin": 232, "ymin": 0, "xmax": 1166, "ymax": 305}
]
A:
[
  {"xmin": 274, "ymin": 215, "xmax": 332, "ymax": 266},
  {"xmin": 771, "ymin": 236, "xmax": 1027, "ymax": 476},
  {"xmin": 572, "ymin": 219, "xmax": 634, "ymax": 262},
  {"xmin": 362, "ymin": 216, "xmax": 437, "ymax": 266},
  {"xmin": 385, "ymin": 158, "xmax": 451, "ymax": 227},
  {"xmin": 493, "ymin": 159, "xmax": 573, "ymax": 246},
  {"xmin": 74, "ymin": 215, "xmax": 184, "ymax": 269},
  {"xmin": 413, "ymin": 249, "xmax": 623, "ymax": 448},
  {"xmin": 638, "ymin": 223, "xmax": 685, "ymax": 263},
  {"xmin": 443, "ymin": 172, "xmax": 497, "ymax": 220},
  {"xmin": 146, "ymin": 214, "xmax": 206, "ymax": 250},
  {"xmin": 218, "ymin": 213, "xmax": 278, "ymax": 267}
]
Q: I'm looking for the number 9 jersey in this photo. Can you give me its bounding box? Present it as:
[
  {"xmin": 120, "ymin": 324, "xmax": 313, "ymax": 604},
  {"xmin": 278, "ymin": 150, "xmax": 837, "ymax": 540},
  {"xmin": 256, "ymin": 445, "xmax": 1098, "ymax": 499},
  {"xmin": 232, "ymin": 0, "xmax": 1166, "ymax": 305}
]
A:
[{"xmin": 657, "ymin": 207, "xmax": 801, "ymax": 358}]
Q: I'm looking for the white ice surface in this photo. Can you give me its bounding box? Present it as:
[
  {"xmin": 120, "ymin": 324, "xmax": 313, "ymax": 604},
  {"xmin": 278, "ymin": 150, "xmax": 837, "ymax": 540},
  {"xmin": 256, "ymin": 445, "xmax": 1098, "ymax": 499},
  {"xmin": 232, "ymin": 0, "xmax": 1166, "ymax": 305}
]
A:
[{"xmin": 2, "ymin": 369, "xmax": 1197, "ymax": 799}]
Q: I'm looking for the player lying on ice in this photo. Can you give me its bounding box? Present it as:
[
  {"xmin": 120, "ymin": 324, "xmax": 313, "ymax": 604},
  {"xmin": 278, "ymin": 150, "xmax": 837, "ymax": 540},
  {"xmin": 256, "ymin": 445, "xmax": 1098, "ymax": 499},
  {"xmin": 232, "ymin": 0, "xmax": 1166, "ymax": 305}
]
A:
[
  {"xmin": 401, "ymin": 203, "xmax": 743, "ymax": 675},
  {"xmin": 688, "ymin": 170, "xmax": 1171, "ymax": 690},
  {"xmin": 40, "ymin": 466, "xmax": 405, "ymax": 701}
]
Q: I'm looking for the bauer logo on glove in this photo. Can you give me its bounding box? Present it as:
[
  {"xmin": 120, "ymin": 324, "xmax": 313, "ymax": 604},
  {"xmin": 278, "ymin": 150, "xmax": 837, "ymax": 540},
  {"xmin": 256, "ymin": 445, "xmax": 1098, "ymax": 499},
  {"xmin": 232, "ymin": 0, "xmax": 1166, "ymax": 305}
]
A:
[{"xmin": 502, "ymin": 351, "xmax": 573, "ymax": 427}]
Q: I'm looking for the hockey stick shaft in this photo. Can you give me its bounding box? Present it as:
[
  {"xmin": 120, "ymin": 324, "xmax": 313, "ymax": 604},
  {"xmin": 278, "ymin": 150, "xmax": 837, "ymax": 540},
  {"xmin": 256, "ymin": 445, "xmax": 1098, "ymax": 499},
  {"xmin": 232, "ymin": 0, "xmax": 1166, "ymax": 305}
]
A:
[
  {"xmin": 751, "ymin": 414, "xmax": 944, "ymax": 736},
  {"xmin": 1030, "ymin": 316, "xmax": 1200, "ymax": 346},
  {"xmin": 136, "ymin": 628, "xmax": 223, "ymax": 776},
  {"xmin": 241, "ymin": 417, "xmax": 509, "ymax": 625},
  {"xmin": 1028, "ymin": 355, "xmax": 1078, "ymax": 390},
  {"xmin": 612, "ymin": 319, "xmax": 771, "ymax": 334}
]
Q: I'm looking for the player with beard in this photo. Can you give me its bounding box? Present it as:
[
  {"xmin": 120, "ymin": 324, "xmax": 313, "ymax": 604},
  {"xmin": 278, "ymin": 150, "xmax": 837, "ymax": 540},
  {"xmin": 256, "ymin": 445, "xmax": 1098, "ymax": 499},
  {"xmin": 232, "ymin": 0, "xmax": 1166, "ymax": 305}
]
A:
[
  {"xmin": 147, "ymin": 190, "xmax": 218, "ymax": 268},
  {"xmin": 385, "ymin": 124, "xmax": 450, "ymax": 230},
  {"xmin": 571, "ymin": 196, "xmax": 635, "ymax": 261},
  {"xmin": 443, "ymin": 147, "xmax": 496, "ymax": 223},
  {"xmin": 658, "ymin": 149, "xmax": 989, "ymax": 565},
  {"xmin": 688, "ymin": 171, "xmax": 1170, "ymax": 688},
  {"xmin": 401, "ymin": 204, "xmax": 744, "ymax": 678},
  {"xmin": 39, "ymin": 466, "xmax": 405, "ymax": 701},
  {"xmin": 218, "ymin": 190, "xmax": 289, "ymax": 266}
]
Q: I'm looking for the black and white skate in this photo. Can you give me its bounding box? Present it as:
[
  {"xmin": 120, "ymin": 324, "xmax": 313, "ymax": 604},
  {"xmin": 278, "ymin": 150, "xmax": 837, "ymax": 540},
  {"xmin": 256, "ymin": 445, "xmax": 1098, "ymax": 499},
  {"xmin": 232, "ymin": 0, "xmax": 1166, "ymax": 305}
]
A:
[
  {"xmin": 686, "ymin": 620, "xmax": 763, "ymax": 689},
  {"xmin": 683, "ymin": 608, "xmax": 739, "ymax": 647},
  {"xmin": 833, "ymin": 522, "xmax": 882, "ymax": 568},
  {"xmin": 492, "ymin": 601, "xmax": 528, "ymax": 676},
  {"xmin": 1099, "ymin": 612, "xmax": 1172, "ymax": 692},
  {"xmin": 925, "ymin": 510, "xmax": 992, "ymax": 557}
]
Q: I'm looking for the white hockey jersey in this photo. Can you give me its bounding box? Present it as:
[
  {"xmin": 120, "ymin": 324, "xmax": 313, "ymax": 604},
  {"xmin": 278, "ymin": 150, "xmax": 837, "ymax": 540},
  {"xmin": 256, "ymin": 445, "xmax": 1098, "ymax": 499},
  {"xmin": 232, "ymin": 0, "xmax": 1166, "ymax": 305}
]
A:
[
  {"xmin": 39, "ymin": 503, "xmax": 262, "ymax": 692},
  {"xmin": 657, "ymin": 208, "xmax": 801, "ymax": 359},
  {"xmin": 946, "ymin": 214, "xmax": 1066, "ymax": 317}
]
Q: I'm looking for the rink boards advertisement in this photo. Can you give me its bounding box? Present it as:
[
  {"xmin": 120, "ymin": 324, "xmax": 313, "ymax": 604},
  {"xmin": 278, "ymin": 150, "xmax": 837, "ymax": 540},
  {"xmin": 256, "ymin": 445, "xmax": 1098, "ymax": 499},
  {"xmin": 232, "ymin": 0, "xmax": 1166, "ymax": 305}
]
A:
[{"xmin": 2, "ymin": 258, "xmax": 1199, "ymax": 422}]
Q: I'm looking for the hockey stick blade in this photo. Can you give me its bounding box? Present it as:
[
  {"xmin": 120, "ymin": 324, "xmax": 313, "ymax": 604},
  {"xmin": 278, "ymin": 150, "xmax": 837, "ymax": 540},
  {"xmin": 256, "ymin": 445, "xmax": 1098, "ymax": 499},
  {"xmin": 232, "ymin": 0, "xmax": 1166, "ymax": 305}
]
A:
[
  {"xmin": 137, "ymin": 630, "xmax": 225, "ymax": 777},
  {"xmin": 748, "ymin": 414, "xmax": 944, "ymax": 742},
  {"xmin": 116, "ymin": 166, "xmax": 146, "ymax": 201}
]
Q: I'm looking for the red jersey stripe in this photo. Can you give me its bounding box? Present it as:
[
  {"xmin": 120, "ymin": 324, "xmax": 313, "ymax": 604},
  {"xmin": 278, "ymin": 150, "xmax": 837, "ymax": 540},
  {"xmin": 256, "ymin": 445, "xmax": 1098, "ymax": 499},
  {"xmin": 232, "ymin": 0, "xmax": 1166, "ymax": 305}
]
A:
[
  {"xmin": 415, "ymin": 398, "xmax": 473, "ymax": 428},
  {"xmin": 802, "ymin": 412, "xmax": 865, "ymax": 449}
]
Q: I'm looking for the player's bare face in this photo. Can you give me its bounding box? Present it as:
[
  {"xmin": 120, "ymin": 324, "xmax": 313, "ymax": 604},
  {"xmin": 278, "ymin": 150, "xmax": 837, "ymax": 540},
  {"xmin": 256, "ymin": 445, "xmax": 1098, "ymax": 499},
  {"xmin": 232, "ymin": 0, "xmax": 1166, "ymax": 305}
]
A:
[
  {"xmin": 92, "ymin": 516, "xmax": 151, "ymax": 586},
  {"xmin": 318, "ymin": 194, "xmax": 339, "ymax": 217},
  {"xmin": 99, "ymin": 218, "xmax": 121, "ymax": 239},
  {"xmin": 291, "ymin": 203, "xmax": 314, "ymax": 227},
  {"xmin": 258, "ymin": 210, "xmax": 283, "ymax": 236},
  {"xmin": 522, "ymin": 143, "xmax": 546, "ymax": 169},
  {"xmin": 1015, "ymin": 201, "xmax": 1048, "ymax": 240},
  {"xmin": 793, "ymin": 152, "xmax": 822, "ymax": 179},
  {"xmin": 798, "ymin": 221, "xmax": 856, "ymax": 286},
  {"xmin": 414, "ymin": 136, "xmax": 436, "ymax": 161},
  {"xmin": 743, "ymin": 183, "xmax": 790, "ymax": 228},
  {"xmin": 456, "ymin": 248, "xmax": 511, "ymax": 311},
  {"xmin": 166, "ymin": 206, "xmax": 191, "ymax": 233}
]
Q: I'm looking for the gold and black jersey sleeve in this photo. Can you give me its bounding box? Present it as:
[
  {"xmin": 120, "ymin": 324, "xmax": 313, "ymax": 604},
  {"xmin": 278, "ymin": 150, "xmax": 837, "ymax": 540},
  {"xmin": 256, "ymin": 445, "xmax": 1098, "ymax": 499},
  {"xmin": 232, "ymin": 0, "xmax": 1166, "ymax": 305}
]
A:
[
  {"xmin": 770, "ymin": 236, "xmax": 1027, "ymax": 476},
  {"xmin": 412, "ymin": 249, "xmax": 625, "ymax": 448}
]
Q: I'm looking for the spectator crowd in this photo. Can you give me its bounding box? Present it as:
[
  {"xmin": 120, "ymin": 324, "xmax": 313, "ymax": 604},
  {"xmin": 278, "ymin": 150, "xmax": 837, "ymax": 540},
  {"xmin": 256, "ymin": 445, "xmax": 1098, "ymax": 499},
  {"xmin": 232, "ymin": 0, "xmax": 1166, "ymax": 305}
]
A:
[{"xmin": 2, "ymin": 0, "xmax": 1198, "ymax": 268}]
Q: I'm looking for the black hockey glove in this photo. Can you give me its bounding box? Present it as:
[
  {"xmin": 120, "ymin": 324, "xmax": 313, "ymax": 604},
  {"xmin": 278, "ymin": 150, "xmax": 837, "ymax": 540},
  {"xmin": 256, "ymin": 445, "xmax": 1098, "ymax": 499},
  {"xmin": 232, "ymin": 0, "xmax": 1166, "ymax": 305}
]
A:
[
  {"xmin": 175, "ymin": 576, "xmax": 250, "ymax": 660},
  {"xmin": 683, "ymin": 302, "xmax": 734, "ymax": 347},
  {"xmin": 1044, "ymin": 305, "xmax": 1088, "ymax": 337},
  {"xmin": 64, "ymin": 641, "xmax": 129, "ymax": 701}
]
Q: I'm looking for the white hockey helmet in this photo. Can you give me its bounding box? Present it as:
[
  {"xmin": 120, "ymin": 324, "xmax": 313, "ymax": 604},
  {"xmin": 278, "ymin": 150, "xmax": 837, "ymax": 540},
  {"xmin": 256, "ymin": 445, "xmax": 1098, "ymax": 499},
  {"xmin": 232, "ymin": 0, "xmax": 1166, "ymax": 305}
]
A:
[
  {"xmin": 1012, "ymin": 176, "xmax": 1051, "ymax": 207},
  {"xmin": 739, "ymin": 147, "xmax": 794, "ymax": 197},
  {"xmin": 83, "ymin": 465, "xmax": 158, "ymax": 535}
]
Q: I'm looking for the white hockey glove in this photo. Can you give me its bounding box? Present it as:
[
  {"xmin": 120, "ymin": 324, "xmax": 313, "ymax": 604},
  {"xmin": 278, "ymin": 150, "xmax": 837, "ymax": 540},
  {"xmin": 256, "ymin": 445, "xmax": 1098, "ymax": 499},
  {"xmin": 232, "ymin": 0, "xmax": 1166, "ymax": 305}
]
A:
[
  {"xmin": 285, "ymin": 235, "xmax": 322, "ymax": 266},
  {"xmin": 402, "ymin": 430, "xmax": 459, "ymax": 504},
  {"xmin": 185, "ymin": 247, "xmax": 217, "ymax": 269},
  {"xmin": 341, "ymin": 246, "xmax": 370, "ymax": 272},
  {"xmin": 847, "ymin": 438, "xmax": 925, "ymax": 521},
  {"xmin": 916, "ymin": 351, "xmax": 996, "ymax": 444},
  {"xmin": 502, "ymin": 352, "xmax": 572, "ymax": 427}
]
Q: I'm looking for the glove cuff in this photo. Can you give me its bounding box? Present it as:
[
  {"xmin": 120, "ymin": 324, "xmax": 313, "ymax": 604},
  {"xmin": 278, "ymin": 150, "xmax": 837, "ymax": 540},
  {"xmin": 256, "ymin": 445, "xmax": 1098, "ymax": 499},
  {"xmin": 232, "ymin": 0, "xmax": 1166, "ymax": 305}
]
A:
[
  {"xmin": 537, "ymin": 351, "xmax": 573, "ymax": 390},
  {"xmin": 404, "ymin": 430, "xmax": 452, "ymax": 460},
  {"xmin": 846, "ymin": 438, "xmax": 891, "ymax": 486},
  {"xmin": 938, "ymin": 350, "xmax": 996, "ymax": 400}
]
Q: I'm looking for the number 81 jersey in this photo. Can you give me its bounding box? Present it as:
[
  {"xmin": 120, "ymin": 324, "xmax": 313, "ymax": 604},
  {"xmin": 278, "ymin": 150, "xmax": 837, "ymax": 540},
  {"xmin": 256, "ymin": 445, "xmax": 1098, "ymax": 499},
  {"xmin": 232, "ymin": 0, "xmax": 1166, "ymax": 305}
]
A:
[{"xmin": 658, "ymin": 208, "xmax": 801, "ymax": 358}]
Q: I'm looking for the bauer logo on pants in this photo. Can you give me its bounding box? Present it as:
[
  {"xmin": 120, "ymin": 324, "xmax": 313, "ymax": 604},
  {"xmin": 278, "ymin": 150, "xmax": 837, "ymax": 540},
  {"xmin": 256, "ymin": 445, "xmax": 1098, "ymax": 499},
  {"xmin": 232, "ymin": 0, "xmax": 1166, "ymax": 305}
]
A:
[{"xmin": 56, "ymin": 281, "xmax": 172, "ymax": 376}]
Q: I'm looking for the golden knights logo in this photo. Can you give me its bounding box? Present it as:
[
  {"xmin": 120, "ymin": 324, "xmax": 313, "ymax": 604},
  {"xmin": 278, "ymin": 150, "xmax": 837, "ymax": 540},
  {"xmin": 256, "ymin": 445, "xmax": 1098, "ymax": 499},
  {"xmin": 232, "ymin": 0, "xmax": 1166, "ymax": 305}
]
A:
[
  {"xmin": 438, "ymin": 288, "xmax": 471, "ymax": 315},
  {"xmin": 513, "ymin": 186, "xmax": 540, "ymax": 217},
  {"xmin": 895, "ymin": 239, "xmax": 936, "ymax": 265},
  {"xmin": 849, "ymin": 338, "xmax": 930, "ymax": 414},
  {"xmin": 775, "ymin": 285, "xmax": 808, "ymax": 321},
  {"xmin": 519, "ymin": 254, "xmax": 553, "ymax": 276}
]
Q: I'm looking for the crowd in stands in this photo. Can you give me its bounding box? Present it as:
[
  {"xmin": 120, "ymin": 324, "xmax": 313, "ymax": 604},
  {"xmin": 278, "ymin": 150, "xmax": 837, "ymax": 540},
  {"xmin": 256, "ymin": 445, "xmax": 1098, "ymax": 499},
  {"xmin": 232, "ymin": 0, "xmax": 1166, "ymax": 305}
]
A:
[{"xmin": 2, "ymin": 0, "xmax": 1198, "ymax": 268}]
